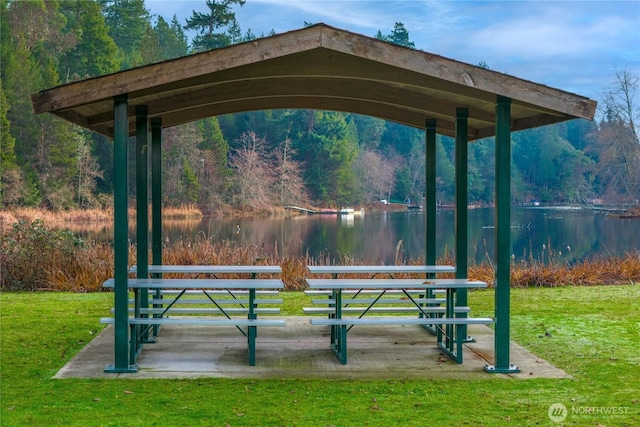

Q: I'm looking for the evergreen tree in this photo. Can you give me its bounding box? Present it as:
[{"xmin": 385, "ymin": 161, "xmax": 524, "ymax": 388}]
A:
[
  {"xmin": 184, "ymin": 0, "xmax": 245, "ymax": 51},
  {"xmin": 182, "ymin": 159, "xmax": 201, "ymax": 202},
  {"xmin": 468, "ymin": 138, "xmax": 495, "ymax": 203},
  {"xmin": 295, "ymin": 111, "xmax": 358, "ymax": 204},
  {"xmin": 142, "ymin": 15, "xmax": 189, "ymax": 63},
  {"xmin": 197, "ymin": 117, "xmax": 231, "ymax": 204},
  {"xmin": 3, "ymin": 0, "xmax": 79, "ymax": 207},
  {"xmin": 563, "ymin": 119, "xmax": 597, "ymax": 151},
  {"xmin": 380, "ymin": 121, "xmax": 422, "ymax": 157},
  {"xmin": 58, "ymin": 0, "xmax": 121, "ymax": 81},
  {"xmin": 513, "ymin": 126, "xmax": 594, "ymax": 203},
  {"xmin": 435, "ymin": 136, "xmax": 455, "ymax": 203},
  {"xmin": 158, "ymin": 16, "xmax": 189, "ymax": 59},
  {"xmin": 228, "ymin": 20, "xmax": 242, "ymax": 44},
  {"xmin": 243, "ymin": 28, "xmax": 257, "ymax": 41},
  {"xmin": 99, "ymin": 0, "xmax": 150, "ymax": 69},
  {"xmin": 352, "ymin": 114, "xmax": 386, "ymax": 150},
  {"xmin": 375, "ymin": 22, "xmax": 415, "ymax": 49},
  {"xmin": 0, "ymin": 83, "xmax": 16, "ymax": 170},
  {"xmin": 140, "ymin": 20, "xmax": 163, "ymax": 65},
  {"xmin": 0, "ymin": 80, "xmax": 25, "ymax": 208}
]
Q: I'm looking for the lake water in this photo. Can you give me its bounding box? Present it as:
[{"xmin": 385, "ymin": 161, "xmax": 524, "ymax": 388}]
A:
[{"xmin": 150, "ymin": 207, "xmax": 639, "ymax": 265}]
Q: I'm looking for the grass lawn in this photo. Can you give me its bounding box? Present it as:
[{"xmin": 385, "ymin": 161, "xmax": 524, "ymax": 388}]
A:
[{"xmin": 1, "ymin": 285, "xmax": 639, "ymax": 426}]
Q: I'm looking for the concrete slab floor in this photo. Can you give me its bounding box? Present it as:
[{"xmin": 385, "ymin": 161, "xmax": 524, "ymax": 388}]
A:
[{"xmin": 54, "ymin": 317, "xmax": 570, "ymax": 380}]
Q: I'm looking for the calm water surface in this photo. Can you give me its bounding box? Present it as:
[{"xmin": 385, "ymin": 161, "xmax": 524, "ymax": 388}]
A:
[{"xmin": 149, "ymin": 207, "xmax": 639, "ymax": 264}]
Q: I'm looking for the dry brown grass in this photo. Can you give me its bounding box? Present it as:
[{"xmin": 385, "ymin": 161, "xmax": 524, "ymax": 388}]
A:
[
  {"xmin": 2, "ymin": 217, "xmax": 639, "ymax": 292},
  {"xmin": 45, "ymin": 244, "xmax": 117, "ymax": 292},
  {"xmin": 0, "ymin": 206, "xmax": 204, "ymax": 228},
  {"xmin": 10, "ymin": 244, "xmax": 640, "ymax": 292},
  {"xmin": 468, "ymin": 253, "xmax": 640, "ymax": 287},
  {"xmin": 1, "ymin": 208, "xmax": 115, "ymax": 226},
  {"xmin": 161, "ymin": 204, "xmax": 203, "ymax": 220}
]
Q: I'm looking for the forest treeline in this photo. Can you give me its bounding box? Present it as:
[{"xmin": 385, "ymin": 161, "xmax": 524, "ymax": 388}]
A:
[{"xmin": 1, "ymin": 0, "xmax": 639, "ymax": 213}]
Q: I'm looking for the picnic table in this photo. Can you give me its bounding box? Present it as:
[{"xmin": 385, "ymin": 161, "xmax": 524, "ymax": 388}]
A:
[
  {"xmin": 101, "ymin": 265, "xmax": 285, "ymax": 366},
  {"xmin": 305, "ymin": 265, "xmax": 491, "ymax": 364}
]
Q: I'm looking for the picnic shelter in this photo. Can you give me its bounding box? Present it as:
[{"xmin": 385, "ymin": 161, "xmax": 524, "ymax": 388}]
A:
[{"xmin": 32, "ymin": 24, "xmax": 597, "ymax": 373}]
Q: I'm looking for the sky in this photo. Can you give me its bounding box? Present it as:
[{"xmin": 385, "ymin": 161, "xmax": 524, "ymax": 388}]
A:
[{"xmin": 145, "ymin": 0, "xmax": 640, "ymax": 105}]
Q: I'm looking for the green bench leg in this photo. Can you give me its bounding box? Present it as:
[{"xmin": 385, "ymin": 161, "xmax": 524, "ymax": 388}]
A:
[
  {"xmin": 329, "ymin": 325, "xmax": 348, "ymax": 364},
  {"xmin": 419, "ymin": 288, "xmax": 439, "ymax": 336},
  {"xmin": 129, "ymin": 324, "xmax": 139, "ymax": 366},
  {"xmin": 247, "ymin": 325, "xmax": 257, "ymax": 366},
  {"xmin": 455, "ymin": 324, "xmax": 464, "ymax": 363},
  {"xmin": 338, "ymin": 325, "xmax": 347, "ymax": 364},
  {"xmin": 437, "ymin": 323, "xmax": 464, "ymax": 364}
]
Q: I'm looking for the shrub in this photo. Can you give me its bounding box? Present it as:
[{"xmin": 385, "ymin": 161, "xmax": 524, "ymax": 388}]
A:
[{"xmin": 1, "ymin": 219, "xmax": 85, "ymax": 291}]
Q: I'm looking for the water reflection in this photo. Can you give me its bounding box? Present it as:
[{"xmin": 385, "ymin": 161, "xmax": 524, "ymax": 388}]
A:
[{"xmin": 69, "ymin": 208, "xmax": 639, "ymax": 264}]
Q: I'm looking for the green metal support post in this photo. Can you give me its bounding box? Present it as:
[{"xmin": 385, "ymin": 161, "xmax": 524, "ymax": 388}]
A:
[
  {"xmin": 105, "ymin": 95, "xmax": 137, "ymax": 373},
  {"xmin": 454, "ymin": 108, "xmax": 471, "ymax": 343},
  {"xmin": 421, "ymin": 119, "xmax": 438, "ymax": 332},
  {"xmin": 151, "ymin": 118, "xmax": 162, "ymax": 270},
  {"xmin": 150, "ymin": 118, "xmax": 162, "ymax": 337},
  {"xmin": 425, "ymin": 119, "xmax": 437, "ymax": 269},
  {"xmin": 135, "ymin": 106, "xmax": 149, "ymax": 346},
  {"xmin": 485, "ymin": 96, "xmax": 520, "ymax": 373}
]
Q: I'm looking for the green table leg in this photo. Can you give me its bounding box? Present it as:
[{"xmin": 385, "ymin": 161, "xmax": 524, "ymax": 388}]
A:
[
  {"xmin": 248, "ymin": 325, "xmax": 256, "ymax": 366},
  {"xmin": 248, "ymin": 288, "xmax": 257, "ymax": 366}
]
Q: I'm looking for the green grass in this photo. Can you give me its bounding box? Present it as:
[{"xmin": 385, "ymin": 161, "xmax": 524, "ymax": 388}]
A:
[{"xmin": 1, "ymin": 286, "xmax": 639, "ymax": 426}]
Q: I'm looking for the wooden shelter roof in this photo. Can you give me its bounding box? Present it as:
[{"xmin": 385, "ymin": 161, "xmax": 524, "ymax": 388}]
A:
[{"xmin": 32, "ymin": 23, "xmax": 596, "ymax": 139}]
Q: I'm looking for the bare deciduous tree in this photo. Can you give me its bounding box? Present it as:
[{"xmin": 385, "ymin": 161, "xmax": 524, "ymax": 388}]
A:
[
  {"xmin": 595, "ymin": 67, "xmax": 640, "ymax": 201},
  {"xmin": 75, "ymin": 134, "xmax": 103, "ymax": 208},
  {"xmin": 229, "ymin": 131, "xmax": 275, "ymax": 210},
  {"xmin": 355, "ymin": 149, "xmax": 398, "ymax": 203},
  {"xmin": 274, "ymin": 137, "xmax": 308, "ymax": 206}
]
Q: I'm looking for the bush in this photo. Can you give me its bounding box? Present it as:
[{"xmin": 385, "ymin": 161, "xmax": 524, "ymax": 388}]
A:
[{"xmin": 0, "ymin": 219, "xmax": 85, "ymax": 291}]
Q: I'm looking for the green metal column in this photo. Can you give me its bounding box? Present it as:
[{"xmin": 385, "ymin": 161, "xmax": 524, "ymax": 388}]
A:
[
  {"xmin": 151, "ymin": 118, "xmax": 163, "ymax": 268},
  {"xmin": 135, "ymin": 106, "xmax": 149, "ymax": 345},
  {"xmin": 421, "ymin": 119, "xmax": 438, "ymax": 332},
  {"xmin": 454, "ymin": 108, "xmax": 468, "ymax": 277},
  {"xmin": 454, "ymin": 108, "xmax": 470, "ymax": 341},
  {"xmin": 150, "ymin": 118, "xmax": 163, "ymax": 338},
  {"xmin": 425, "ymin": 119, "xmax": 437, "ymax": 268},
  {"xmin": 135, "ymin": 106, "xmax": 149, "ymax": 277},
  {"xmin": 105, "ymin": 94, "xmax": 137, "ymax": 373},
  {"xmin": 485, "ymin": 96, "xmax": 520, "ymax": 373}
]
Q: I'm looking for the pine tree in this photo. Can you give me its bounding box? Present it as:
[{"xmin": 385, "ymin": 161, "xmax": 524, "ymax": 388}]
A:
[
  {"xmin": 375, "ymin": 22, "xmax": 415, "ymax": 49},
  {"xmin": 184, "ymin": 0, "xmax": 245, "ymax": 51},
  {"xmin": 296, "ymin": 111, "xmax": 358, "ymax": 204},
  {"xmin": 156, "ymin": 16, "xmax": 189, "ymax": 60},
  {"xmin": 99, "ymin": 0, "xmax": 150, "ymax": 69},
  {"xmin": 58, "ymin": 0, "xmax": 121, "ymax": 81},
  {"xmin": 0, "ymin": 80, "xmax": 25, "ymax": 208},
  {"xmin": 3, "ymin": 0, "xmax": 79, "ymax": 207}
]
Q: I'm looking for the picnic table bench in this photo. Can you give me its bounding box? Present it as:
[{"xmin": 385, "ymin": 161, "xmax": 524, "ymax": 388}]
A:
[
  {"xmin": 306, "ymin": 265, "xmax": 456, "ymax": 277},
  {"xmin": 101, "ymin": 265, "xmax": 285, "ymax": 366},
  {"xmin": 305, "ymin": 265, "xmax": 490, "ymax": 364}
]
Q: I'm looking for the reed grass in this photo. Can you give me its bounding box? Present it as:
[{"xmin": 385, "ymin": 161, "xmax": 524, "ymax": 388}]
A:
[
  {"xmin": 0, "ymin": 205, "xmax": 203, "ymax": 229},
  {"xmin": 0, "ymin": 208, "xmax": 114, "ymax": 228},
  {"xmin": 160, "ymin": 204, "xmax": 203, "ymax": 220},
  {"xmin": 2, "ymin": 218, "xmax": 639, "ymax": 292}
]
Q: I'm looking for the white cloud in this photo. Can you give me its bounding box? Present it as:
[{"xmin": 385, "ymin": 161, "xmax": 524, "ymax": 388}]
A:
[{"xmin": 145, "ymin": 0, "xmax": 640, "ymax": 100}]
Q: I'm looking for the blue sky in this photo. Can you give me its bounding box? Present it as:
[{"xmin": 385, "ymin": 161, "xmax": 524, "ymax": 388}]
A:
[{"xmin": 146, "ymin": 0, "xmax": 640, "ymax": 104}]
